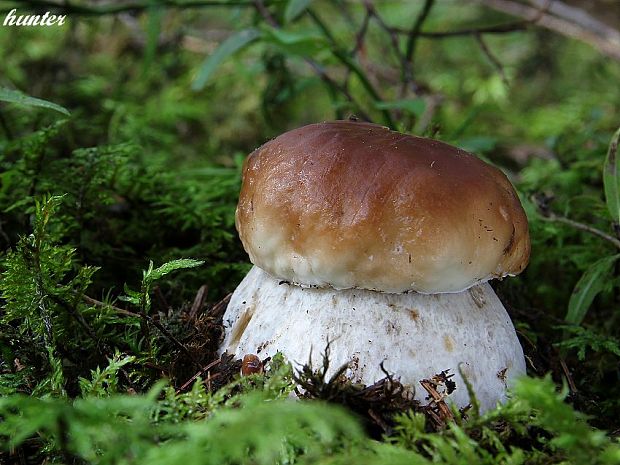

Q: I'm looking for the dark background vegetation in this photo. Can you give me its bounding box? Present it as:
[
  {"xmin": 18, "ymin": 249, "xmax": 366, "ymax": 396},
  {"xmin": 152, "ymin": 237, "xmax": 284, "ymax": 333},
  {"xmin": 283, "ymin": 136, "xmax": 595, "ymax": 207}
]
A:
[{"xmin": 0, "ymin": 0, "xmax": 619, "ymax": 463}]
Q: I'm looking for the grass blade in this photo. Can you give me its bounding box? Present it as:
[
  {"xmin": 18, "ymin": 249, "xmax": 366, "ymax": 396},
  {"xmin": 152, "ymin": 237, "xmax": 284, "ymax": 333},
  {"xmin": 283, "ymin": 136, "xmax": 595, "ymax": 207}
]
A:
[
  {"xmin": 143, "ymin": 1, "xmax": 164, "ymax": 74},
  {"xmin": 603, "ymin": 127, "xmax": 620, "ymax": 224},
  {"xmin": 0, "ymin": 87, "xmax": 70, "ymax": 116},
  {"xmin": 566, "ymin": 254, "xmax": 620, "ymax": 325},
  {"xmin": 192, "ymin": 29, "xmax": 261, "ymax": 91}
]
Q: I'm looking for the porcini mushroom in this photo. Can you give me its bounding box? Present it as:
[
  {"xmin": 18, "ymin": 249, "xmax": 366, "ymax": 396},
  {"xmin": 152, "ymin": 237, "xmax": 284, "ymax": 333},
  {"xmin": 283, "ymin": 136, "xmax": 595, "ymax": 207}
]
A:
[{"xmin": 220, "ymin": 120, "xmax": 530, "ymax": 411}]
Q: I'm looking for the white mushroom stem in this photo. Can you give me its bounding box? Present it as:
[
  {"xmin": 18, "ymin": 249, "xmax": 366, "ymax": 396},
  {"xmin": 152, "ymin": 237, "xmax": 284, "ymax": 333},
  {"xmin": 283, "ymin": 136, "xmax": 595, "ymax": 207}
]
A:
[{"xmin": 220, "ymin": 266, "xmax": 526, "ymax": 412}]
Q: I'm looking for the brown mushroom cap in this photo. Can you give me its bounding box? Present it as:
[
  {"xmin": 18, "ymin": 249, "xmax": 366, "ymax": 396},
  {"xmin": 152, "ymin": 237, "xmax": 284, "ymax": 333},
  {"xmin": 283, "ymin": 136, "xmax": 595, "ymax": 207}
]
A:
[{"xmin": 236, "ymin": 120, "xmax": 530, "ymax": 293}]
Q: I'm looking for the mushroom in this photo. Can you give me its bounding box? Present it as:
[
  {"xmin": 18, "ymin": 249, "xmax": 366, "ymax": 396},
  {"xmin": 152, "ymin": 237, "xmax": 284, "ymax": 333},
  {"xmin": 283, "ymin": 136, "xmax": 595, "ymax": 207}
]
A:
[{"xmin": 220, "ymin": 120, "xmax": 530, "ymax": 411}]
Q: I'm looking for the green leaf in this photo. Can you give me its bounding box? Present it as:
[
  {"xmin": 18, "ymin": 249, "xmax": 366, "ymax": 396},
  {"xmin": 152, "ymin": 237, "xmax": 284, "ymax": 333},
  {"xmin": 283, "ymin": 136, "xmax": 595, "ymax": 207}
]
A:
[
  {"xmin": 119, "ymin": 284, "xmax": 142, "ymax": 306},
  {"xmin": 603, "ymin": 127, "xmax": 620, "ymax": 224},
  {"xmin": 192, "ymin": 29, "xmax": 261, "ymax": 91},
  {"xmin": 0, "ymin": 87, "xmax": 70, "ymax": 116},
  {"xmin": 261, "ymin": 26, "xmax": 326, "ymax": 56},
  {"xmin": 147, "ymin": 258, "xmax": 204, "ymax": 282},
  {"xmin": 566, "ymin": 254, "xmax": 620, "ymax": 325},
  {"xmin": 284, "ymin": 0, "xmax": 313, "ymax": 23},
  {"xmin": 373, "ymin": 98, "xmax": 426, "ymax": 117}
]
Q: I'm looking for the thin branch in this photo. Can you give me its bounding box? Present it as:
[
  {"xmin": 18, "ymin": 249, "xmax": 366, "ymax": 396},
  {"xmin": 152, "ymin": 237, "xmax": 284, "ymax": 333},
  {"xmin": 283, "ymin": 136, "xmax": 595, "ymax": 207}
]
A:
[
  {"xmin": 529, "ymin": 0, "xmax": 620, "ymax": 43},
  {"xmin": 559, "ymin": 356, "xmax": 578, "ymax": 394},
  {"xmin": 400, "ymin": 0, "xmax": 435, "ymax": 100},
  {"xmin": 405, "ymin": 0, "xmax": 435, "ymax": 63},
  {"xmin": 252, "ymin": 0, "xmax": 278, "ymax": 27},
  {"xmin": 0, "ymin": 0, "xmax": 277, "ymax": 15},
  {"xmin": 393, "ymin": 4, "xmax": 545, "ymax": 40},
  {"xmin": 305, "ymin": 59, "xmax": 373, "ymax": 122},
  {"xmin": 475, "ymin": 33, "xmax": 509, "ymax": 86},
  {"xmin": 539, "ymin": 213, "xmax": 620, "ymax": 250},
  {"xmin": 366, "ymin": 3, "xmax": 409, "ymax": 82},
  {"xmin": 351, "ymin": 2, "xmax": 372, "ymax": 56},
  {"xmin": 49, "ymin": 294, "xmax": 112, "ymax": 357},
  {"xmin": 414, "ymin": 21, "xmax": 528, "ymax": 38},
  {"xmin": 344, "ymin": 4, "xmax": 372, "ymax": 103},
  {"xmin": 365, "ymin": 1, "xmax": 429, "ymax": 130},
  {"xmin": 206, "ymin": 292, "xmax": 232, "ymax": 320},
  {"xmin": 480, "ymin": 0, "xmax": 620, "ymax": 61},
  {"xmin": 176, "ymin": 358, "xmax": 221, "ymax": 393}
]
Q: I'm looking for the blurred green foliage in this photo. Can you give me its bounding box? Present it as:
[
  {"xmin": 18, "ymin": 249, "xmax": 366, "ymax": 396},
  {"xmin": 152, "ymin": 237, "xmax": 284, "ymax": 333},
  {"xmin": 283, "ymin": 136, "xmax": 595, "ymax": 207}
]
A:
[
  {"xmin": 2, "ymin": 359, "xmax": 620, "ymax": 464},
  {"xmin": 1, "ymin": 0, "xmax": 620, "ymax": 463}
]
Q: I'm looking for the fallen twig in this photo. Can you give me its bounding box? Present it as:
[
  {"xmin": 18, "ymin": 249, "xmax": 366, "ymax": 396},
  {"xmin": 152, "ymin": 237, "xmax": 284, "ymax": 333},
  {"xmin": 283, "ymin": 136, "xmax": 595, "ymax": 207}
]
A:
[
  {"xmin": 176, "ymin": 358, "xmax": 221, "ymax": 393},
  {"xmin": 189, "ymin": 284, "xmax": 209, "ymax": 320}
]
